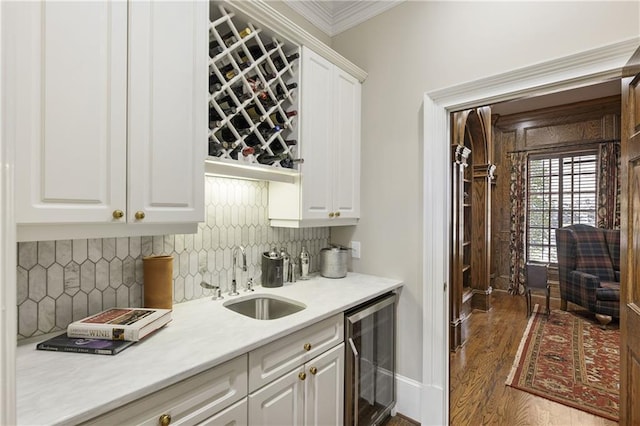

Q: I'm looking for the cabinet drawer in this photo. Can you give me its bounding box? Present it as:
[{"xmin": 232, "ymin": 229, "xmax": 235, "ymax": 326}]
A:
[
  {"xmin": 199, "ymin": 397, "xmax": 247, "ymax": 426},
  {"xmin": 248, "ymin": 314, "xmax": 343, "ymax": 392},
  {"xmin": 81, "ymin": 355, "xmax": 247, "ymax": 426}
]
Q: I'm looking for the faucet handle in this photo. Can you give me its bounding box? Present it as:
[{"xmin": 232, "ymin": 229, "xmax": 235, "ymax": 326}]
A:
[
  {"xmin": 246, "ymin": 278, "xmax": 255, "ymax": 292},
  {"xmin": 211, "ymin": 286, "xmax": 224, "ymax": 300}
]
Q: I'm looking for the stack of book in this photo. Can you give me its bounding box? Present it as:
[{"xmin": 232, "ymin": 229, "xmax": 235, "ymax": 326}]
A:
[{"xmin": 36, "ymin": 307, "xmax": 172, "ymax": 355}]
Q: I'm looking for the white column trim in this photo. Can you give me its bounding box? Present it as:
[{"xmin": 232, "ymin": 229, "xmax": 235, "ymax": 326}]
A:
[
  {"xmin": 1, "ymin": 1, "xmax": 18, "ymax": 424},
  {"xmin": 421, "ymin": 36, "xmax": 639, "ymax": 426}
]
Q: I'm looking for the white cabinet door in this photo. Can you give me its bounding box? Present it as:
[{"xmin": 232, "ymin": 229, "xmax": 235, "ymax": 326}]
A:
[
  {"xmin": 304, "ymin": 343, "xmax": 345, "ymax": 426},
  {"xmin": 332, "ymin": 69, "xmax": 361, "ymax": 220},
  {"xmin": 249, "ymin": 366, "xmax": 305, "ymax": 426},
  {"xmin": 299, "ymin": 47, "xmax": 333, "ymax": 221},
  {"xmin": 269, "ymin": 47, "xmax": 361, "ymax": 228},
  {"xmin": 13, "ymin": 1, "xmax": 128, "ymax": 224},
  {"xmin": 128, "ymin": 0, "xmax": 207, "ymax": 224}
]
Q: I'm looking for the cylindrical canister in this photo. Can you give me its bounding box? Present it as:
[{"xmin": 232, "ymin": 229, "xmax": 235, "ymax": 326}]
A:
[
  {"xmin": 143, "ymin": 255, "xmax": 174, "ymax": 309},
  {"xmin": 261, "ymin": 252, "xmax": 284, "ymax": 288}
]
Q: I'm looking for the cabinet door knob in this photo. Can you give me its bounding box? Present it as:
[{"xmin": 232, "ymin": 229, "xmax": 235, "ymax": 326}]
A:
[
  {"xmin": 328, "ymin": 212, "xmax": 335, "ymax": 218},
  {"xmin": 298, "ymin": 372, "xmax": 306, "ymax": 381},
  {"xmin": 112, "ymin": 210, "xmax": 124, "ymax": 219},
  {"xmin": 159, "ymin": 414, "xmax": 172, "ymax": 426},
  {"xmin": 309, "ymin": 366, "xmax": 318, "ymax": 375},
  {"xmin": 334, "ymin": 211, "xmax": 341, "ymax": 217},
  {"xmin": 135, "ymin": 211, "xmax": 146, "ymax": 220},
  {"xmin": 303, "ymin": 343, "xmax": 311, "ymax": 351}
]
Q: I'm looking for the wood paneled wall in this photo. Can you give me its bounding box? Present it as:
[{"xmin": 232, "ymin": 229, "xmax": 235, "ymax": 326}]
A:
[{"xmin": 490, "ymin": 96, "xmax": 621, "ymax": 292}]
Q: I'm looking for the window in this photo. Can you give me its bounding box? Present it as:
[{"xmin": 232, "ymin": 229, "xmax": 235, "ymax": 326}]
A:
[{"xmin": 527, "ymin": 152, "xmax": 597, "ymax": 263}]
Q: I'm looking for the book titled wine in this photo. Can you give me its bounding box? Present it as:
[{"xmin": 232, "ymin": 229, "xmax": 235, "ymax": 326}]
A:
[
  {"xmin": 36, "ymin": 333, "xmax": 135, "ymax": 355},
  {"xmin": 66, "ymin": 307, "xmax": 172, "ymax": 342}
]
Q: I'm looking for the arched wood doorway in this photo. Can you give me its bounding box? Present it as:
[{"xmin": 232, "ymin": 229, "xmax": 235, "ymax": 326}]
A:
[{"xmin": 450, "ymin": 106, "xmax": 495, "ymax": 351}]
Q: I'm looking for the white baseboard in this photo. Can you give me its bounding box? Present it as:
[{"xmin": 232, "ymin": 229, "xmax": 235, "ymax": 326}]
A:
[{"xmin": 395, "ymin": 373, "xmax": 422, "ymax": 423}]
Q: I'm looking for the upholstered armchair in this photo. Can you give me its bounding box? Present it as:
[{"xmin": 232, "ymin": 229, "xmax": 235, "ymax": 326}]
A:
[{"xmin": 555, "ymin": 224, "xmax": 620, "ymax": 326}]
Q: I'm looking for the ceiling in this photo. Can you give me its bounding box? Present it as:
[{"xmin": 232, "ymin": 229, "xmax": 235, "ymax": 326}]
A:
[
  {"xmin": 283, "ymin": 1, "xmax": 621, "ymax": 115},
  {"xmin": 283, "ymin": 0, "xmax": 405, "ymax": 37}
]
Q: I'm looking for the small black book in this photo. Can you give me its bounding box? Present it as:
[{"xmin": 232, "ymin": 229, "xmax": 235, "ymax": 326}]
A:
[{"xmin": 36, "ymin": 333, "xmax": 135, "ymax": 355}]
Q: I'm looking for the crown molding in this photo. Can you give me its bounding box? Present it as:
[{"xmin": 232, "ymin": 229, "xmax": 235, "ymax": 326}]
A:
[
  {"xmin": 284, "ymin": 0, "xmax": 405, "ymax": 37},
  {"xmin": 223, "ymin": 0, "xmax": 368, "ymax": 81}
]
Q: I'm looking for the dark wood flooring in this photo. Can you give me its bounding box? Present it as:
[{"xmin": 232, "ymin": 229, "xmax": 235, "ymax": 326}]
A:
[{"xmin": 449, "ymin": 291, "xmax": 618, "ymax": 426}]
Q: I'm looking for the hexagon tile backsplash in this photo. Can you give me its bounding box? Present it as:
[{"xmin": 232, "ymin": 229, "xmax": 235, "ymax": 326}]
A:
[{"xmin": 16, "ymin": 177, "xmax": 330, "ymax": 340}]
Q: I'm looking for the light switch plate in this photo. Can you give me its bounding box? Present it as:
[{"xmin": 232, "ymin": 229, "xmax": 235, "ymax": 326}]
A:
[{"xmin": 350, "ymin": 241, "xmax": 361, "ymax": 259}]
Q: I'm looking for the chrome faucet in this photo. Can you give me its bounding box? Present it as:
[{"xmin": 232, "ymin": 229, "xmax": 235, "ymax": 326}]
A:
[{"xmin": 230, "ymin": 245, "xmax": 247, "ymax": 296}]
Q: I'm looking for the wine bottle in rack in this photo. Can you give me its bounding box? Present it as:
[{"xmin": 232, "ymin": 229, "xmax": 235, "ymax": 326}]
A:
[
  {"xmin": 228, "ymin": 143, "xmax": 243, "ymax": 160},
  {"xmin": 230, "ymin": 114, "xmax": 253, "ymax": 130},
  {"xmin": 209, "ymin": 43, "xmax": 224, "ymax": 58},
  {"xmin": 244, "ymin": 102, "xmax": 264, "ymax": 121},
  {"xmin": 262, "ymin": 110, "xmax": 297, "ymax": 126},
  {"xmin": 276, "ymin": 82, "xmax": 297, "ymax": 96},
  {"xmin": 271, "ymin": 52, "xmax": 300, "ymax": 72},
  {"xmin": 241, "ymin": 146, "xmax": 266, "ymax": 157},
  {"xmin": 280, "ymin": 157, "xmax": 304, "ymax": 169},
  {"xmin": 214, "ymin": 126, "xmax": 247, "ymax": 143},
  {"xmin": 257, "ymin": 123, "xmax": 282, "ymax": 139},
  {"xmin": 208, "ymin": 137, "xmax": 224, "ymax": 157},
  {"xmin": 216, "ymin": 27, "xmax": 251, "ymax": 47},
  {"xmin": 268, "ymin": 139, "xmax": 297, "ymax": 154},
  {"xmin": 240, "ymin": 42, "xmax": 277, "ymax": 62},
  {"xmin": 213, "ymin": 95, "xmax": 238, "ymax": 113},
  {"xmin": 243, "ymin": 133, "xmax": 262, "ymax": 147}
]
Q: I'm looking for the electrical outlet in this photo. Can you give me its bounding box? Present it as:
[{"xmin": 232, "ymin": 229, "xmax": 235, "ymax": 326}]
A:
[{"xmin": 350, "ymin": 241, "xmax": 361, "ymax": 259}]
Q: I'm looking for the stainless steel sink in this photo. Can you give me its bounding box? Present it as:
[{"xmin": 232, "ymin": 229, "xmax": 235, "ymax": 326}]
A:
[{"xmin": 223, "ymin": 294, "xmax": 306, "ymax": 320}]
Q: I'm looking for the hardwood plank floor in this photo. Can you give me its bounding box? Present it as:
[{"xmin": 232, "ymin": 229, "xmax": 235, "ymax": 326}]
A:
[{"xmin": 449, "ymin": 291, "xmax": 618, "ymax": 426}]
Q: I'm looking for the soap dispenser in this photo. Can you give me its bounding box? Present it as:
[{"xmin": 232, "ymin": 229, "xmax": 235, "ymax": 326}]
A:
[
  {"xmin": 300, "ymin": 246, "xmax": 310, "ymax": 280},
  {"xmin": 280, "ymin": 247, "xmax": 290, "ymax": 282}
]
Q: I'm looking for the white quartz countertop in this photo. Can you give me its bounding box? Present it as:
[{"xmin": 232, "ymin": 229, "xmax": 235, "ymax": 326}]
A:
[{"xmin": 16, "ymin": 272, "xmax": 402, "ymax": 425}]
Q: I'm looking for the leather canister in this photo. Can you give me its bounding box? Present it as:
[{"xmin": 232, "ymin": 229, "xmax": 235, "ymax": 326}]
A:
[
  {"xmin": 143, "ymin": 255, "xmax": 174, "ymax": 309},
  {"xmin": 320, "ymin": 247, "xmax": 349, "ymax": 278},
  {"xmin": 262, "ymin": 252, "xmax": 284, "ymax": 288}
]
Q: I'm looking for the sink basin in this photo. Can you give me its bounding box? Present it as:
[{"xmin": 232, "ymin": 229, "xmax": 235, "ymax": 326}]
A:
[{"xmin": 223, "ymin": 294, "xmax": 306, "ymax": 320}]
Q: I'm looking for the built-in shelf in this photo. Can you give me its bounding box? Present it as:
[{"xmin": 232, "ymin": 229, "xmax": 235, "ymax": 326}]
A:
[{"xmin": 205, "ymin": 157, "xmax": 297, "ymax": 183}]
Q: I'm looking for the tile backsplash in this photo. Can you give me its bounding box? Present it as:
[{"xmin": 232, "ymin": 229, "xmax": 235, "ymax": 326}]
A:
[{"xmin": 16, "ymin": 176, "xmax": 330, "ymax": 340}]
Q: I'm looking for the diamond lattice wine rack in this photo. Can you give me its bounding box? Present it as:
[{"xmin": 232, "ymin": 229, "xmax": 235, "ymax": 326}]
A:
[{"xmin": 208, "ymin": 3, "xmax": 301, "ymax": 179}]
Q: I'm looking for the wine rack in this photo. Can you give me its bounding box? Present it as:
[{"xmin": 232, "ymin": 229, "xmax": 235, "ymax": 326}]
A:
[{"xmin": 208, "ymin": 4, "xmax": 301, "ymax": 170}]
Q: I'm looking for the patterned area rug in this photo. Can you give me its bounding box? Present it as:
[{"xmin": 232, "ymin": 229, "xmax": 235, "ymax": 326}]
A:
[{"xmin": 505, "ymin": 306, "xmax": 620, "ymax": 421}]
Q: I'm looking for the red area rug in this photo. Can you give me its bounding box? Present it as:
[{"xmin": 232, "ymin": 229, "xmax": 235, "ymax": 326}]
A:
[{"xmin": 506, "ymin": 306, "xmax": 620, "ymax": 421}]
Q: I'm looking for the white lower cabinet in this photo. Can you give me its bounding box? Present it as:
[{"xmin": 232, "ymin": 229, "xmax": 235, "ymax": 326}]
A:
[
  {"xmin": 81, "ymin": 355, "xmax": 247, "ymax": 426},
  {"xmin": 248, "ymin": 344, "xmax": 344, "ymax": 426},
  {"xmin": 247, "ymin": 314, "xmax": 345, "ymax": 426}
]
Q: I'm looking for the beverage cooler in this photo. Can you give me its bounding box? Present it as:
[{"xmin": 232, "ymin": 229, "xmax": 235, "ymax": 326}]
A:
[{"xmin": 345, "ymin": 292, "xmax": 397, "ymax": 426}]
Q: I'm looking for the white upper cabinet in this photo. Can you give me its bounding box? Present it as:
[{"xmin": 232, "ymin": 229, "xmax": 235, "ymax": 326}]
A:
[
  {"xmin": 11, "ymin": 1, "xmax": 206, "ymax": 241},
  {"xmin": 128, "ymin": 1, "xmax": 206, "ymax": 225},
  {"xmin": 269, "ymin": 47, "xmax": 361, "ymax": 228}
]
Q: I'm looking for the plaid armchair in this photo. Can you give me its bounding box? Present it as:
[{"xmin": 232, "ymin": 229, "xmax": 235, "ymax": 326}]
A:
[{"xmin": 555, "ymin": 224, "xmax": 620, "ymax": 325}]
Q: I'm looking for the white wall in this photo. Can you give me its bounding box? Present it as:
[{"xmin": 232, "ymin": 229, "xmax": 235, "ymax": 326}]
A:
[{"xmin": 329, "ymin": 0, "xmax": 640, "ymax": 389}]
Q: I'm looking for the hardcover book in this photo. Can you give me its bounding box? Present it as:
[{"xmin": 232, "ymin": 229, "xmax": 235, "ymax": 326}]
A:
[
  {"xmin": 36, "ymin": 333, "xmax": 135, "ymax": 355},
  {"xmin": 66, "ymin": 307, "xmax": 172, "ymax": 341}
]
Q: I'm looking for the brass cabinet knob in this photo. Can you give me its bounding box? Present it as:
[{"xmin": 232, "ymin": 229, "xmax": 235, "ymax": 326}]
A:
[
  {"xmin": 298, "ymin": 372, "xmax": 306, "ymax": 381},
  {"xmin": 309, "ymin": 366, "xmax": 318, "ymax": 375},
  {"xmin": 112, "ymin": 210, "xmax": 124, "ymax": 219},
  {"xmin": 334, "ymin": 211, "xmax": 341, "ymax": 217},
  {"xmin": 328, "ymin": 212, "xmax": 335, "ymax": 218},
  {"xmin": 135, "ymin": 211, "xmax": 146, "ymax": 220},
  {"xmin": 303, "ymin": 343, "xmax": 311, "ymax": 351},
  {"xmin": 159, "ymin": 414, "xmax": 172, "ymax": 426}
]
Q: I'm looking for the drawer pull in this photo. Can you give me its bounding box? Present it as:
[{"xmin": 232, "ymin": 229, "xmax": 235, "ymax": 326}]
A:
[
  {"xmin": 309, "ymin": 366, "xmax": 318, "ymax": 375},
  {"xmin": 112, "ymin": 210, "xmax": 124, "ymax": 219},
  {"xmin": 298, "ymin": 372, "xmax": 306, "ymax": 381},
  {"xmin": 303, "ymin": 343, "xmax": 312, "ymax": 351},
  {"xmin": 135, "ymin": 211, "xmax": 146, "ymax": 220},
  {"xmin": 335, "ymin": 211, "xmax": 341, "ymax": 217},
  {"xmin": 328, "ymin": 212, "xmax": 335, "ymax": 218},
  {"xmin": 159, "ymin": 414, "xmax": 172, "ymax": 426}
]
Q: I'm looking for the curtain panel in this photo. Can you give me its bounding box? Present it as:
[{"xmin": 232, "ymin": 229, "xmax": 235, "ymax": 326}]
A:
[
  {"xmin": 597, "ymin": 142, "xmax": 621, "ymax": 230},
  {"xmin": 509, "ymin": 152, "xmax": 527, "ymax": 295}
]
